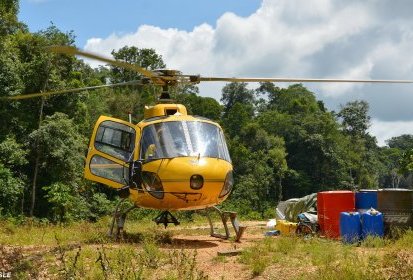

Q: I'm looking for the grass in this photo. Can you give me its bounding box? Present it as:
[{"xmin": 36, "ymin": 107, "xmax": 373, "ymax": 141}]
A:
[
  {"xmin": 238, "ymin": 232, "xmax": 413, "ymax": 279},
  {"xmin": 0, "ymin": 216, "xmax": 210, "ymax": 279},
  {"xmin": 2, "ymin": 217, "xmax": 413, "ymax": 279}
]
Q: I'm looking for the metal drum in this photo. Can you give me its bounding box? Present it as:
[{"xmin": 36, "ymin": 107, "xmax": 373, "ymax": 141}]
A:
[
  {"xmin": 377, "ymin": 189, "xmax": 413, "ymax": 234},
  {"xmin": 355, "ymin": 190, "xmax": 378, "ymax": 213},
  {"xmin": 317, "ymin": 191, "xmax": 355, "ymax": 238}
]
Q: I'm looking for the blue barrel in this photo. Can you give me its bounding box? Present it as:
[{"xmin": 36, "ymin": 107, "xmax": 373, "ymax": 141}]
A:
[
  {"xmin": 340, "ymin": 212, "xmax": 361, "ymax": 243},
  {"xmin": 361, "ymin": 209, "xmax": 384, "ymax": 238},
  {"xmin": 355, "ymin": 190, "xmax": 378, "ymax": 211}
]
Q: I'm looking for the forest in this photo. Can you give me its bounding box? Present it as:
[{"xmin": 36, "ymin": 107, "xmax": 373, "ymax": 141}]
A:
[{"xmin": 1, "ymin": 0, "xmax": 413, "ymax": 222}]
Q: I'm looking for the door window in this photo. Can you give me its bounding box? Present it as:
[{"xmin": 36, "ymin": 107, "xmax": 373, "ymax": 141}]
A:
[
  {"xmin": 89, "ymin": 155, "xmax": 129, "ymax": 184},
  {"xmin": 95, "ymin": 120, "xmax": 135, "ymax": 161}
]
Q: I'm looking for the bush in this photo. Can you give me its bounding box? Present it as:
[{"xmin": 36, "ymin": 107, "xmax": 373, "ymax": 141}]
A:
[{"xmin": 0, "ymin": 164, "xmax": 24, "ymax": 216}]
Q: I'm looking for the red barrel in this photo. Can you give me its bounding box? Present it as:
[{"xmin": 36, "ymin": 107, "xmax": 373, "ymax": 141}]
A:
[{"xmin": 317, "ymin": 191, "xmax": 355, "ymax": 238}]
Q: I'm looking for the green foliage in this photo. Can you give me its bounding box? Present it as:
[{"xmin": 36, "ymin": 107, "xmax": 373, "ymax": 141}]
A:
[
  {"xmin": 0, "ymin": 0, "xmax": 26, "ymax": 37},
  {"xmin": 386, "ymin": 134, "xmax": 413, "ymax": 150},
  {"xmin": 221, "ymin": 82, "xmax": 255, "ymax": 115},
  {"xmin": 226, "ymin": 121, "xmax": 287, "ymax": 216},
  {"xmin": 379, "ymin": 134, "xmax": 413, "ymax": 188},
  {"xmin": 42, "ymin": 182, "xmax": 115, "ymax": 222},
  {"xmin": 0, "ymin": 39, "xmax": 22, "ymax": 97},
  {"xmin": 338, "ymin": 100, "xmax": 371, "ymax": 137},
  {"xmin": 43, "ymin": 182, "xmax": 76, "ymax": 222},
  {"xmin": 240, "ymin": 242, "xmax": 271, "ymax": 276},
  {"xmin": 399, "ymin": 149, "xmax": 413, "ymax": 174},
  {"xmin": 255, "ymin": 84, "xmax": 353, "ymax": 196},
  {"xmin": 110, "ymin": 46, "xmax": 165, "ymax": 83},
  {"xmin": 0, "ymin": 135, "xmax": 28, "ymax": 168},
  {"xmin": 29, "ymin": 112, "xmax": 85, "ymax": 185},
  {"xmin": 361, "ymin": 235, "xmax": 390, "ymax": 248},
  {"xmin": 176, "ymin": 92, "xmax": 222, "ymax": 121},
  {"xmin": 0, "ymin": 163, "xmax": 24, "ymax": 216}
]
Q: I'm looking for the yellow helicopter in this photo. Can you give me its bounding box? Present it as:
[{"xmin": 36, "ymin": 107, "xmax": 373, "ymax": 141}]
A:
[{"xmin": 7, "ymin": 46, "xmax": 413, "ymax": 241}]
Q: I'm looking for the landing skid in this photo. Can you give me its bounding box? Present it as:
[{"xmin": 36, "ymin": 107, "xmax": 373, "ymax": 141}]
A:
[
  {"xmin": 108, "ymin": 201, "xmax": 246, "ymax": 242},
  {"xmin": 205, "ymin": 206, "xmax": 246, "ymax": 242}
]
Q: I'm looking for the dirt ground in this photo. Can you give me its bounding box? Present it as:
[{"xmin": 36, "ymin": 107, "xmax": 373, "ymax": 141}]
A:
[
  {"xmin": 164, "ymin": 221, "xmax": 268, "ymax": 279},
  {"xmin": 1, "ymin": 221, "xmax": 271, "ymax": 279},
  {"xmin": 3, "ymin": 220, "xmax": 413, "ymax": 279}
]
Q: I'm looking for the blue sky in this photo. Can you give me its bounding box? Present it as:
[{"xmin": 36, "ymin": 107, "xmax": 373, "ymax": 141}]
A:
[
  {"xmin": 19, "ymin": 0, "xmax": 261, "ymax": 47},
  {"xmin": 18, "ymin": 0, "xmax": 413, "ymax": 145}
]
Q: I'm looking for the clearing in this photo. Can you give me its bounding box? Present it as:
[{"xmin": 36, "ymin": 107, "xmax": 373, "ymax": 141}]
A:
[{"xmin": 1, "ymin": 217, "xmax": 413, "ymax": 279}]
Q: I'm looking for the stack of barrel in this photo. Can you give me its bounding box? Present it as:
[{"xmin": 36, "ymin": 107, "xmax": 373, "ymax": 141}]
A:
[
  {"xmin": 339, "ymin": 190, "xmax": 384, "ymax": 243},
  {"xmin": 318, "ymin": 189, "xmax": 413, "ymax": 242}
]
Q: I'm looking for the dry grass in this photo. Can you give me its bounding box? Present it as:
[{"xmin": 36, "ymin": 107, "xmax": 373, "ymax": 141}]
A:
[{"xmin": 1, "ymin": 218, "xmax": 413, "ymax": 279}]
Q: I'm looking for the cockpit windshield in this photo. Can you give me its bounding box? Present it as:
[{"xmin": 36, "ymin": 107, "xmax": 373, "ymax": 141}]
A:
[{"xmin": 140, "ymin": 121, "xmax": 231, "ymax": 162}]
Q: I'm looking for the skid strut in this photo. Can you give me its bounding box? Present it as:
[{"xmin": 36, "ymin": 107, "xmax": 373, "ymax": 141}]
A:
[
  {"xmin": 108, "ymin": 198, "xmax": 137, "ymax": 240},
  {"xmin": 154, "ymin": 211, "xmax": 180, "ymax": 228},
  {"xmin": 206, "ymin": 206, "xmax": 247, "ymax": 242}
]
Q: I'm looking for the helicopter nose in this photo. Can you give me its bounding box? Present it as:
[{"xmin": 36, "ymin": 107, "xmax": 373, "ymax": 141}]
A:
[{"xmin": 153, "ymin": 157, "xmax": 232, "ymax": 188}]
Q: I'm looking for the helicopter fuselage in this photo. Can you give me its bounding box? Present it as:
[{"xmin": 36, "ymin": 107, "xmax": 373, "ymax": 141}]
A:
[{"xmin": 84, "ymin": 104, "xmax": 233, "ymax": 211}]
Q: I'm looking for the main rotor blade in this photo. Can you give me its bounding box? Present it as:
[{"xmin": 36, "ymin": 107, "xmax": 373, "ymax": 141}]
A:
[
  {"xmin": 48, "ymin": 46, "xmax": 156, "ymax": 79},
  {"xmin": 198, "ymin": 77, "xmax": 413, "ymax": 83},
  {"xmin": 4, "ymin": 80, "xmax": 143, "ymax": 100}
]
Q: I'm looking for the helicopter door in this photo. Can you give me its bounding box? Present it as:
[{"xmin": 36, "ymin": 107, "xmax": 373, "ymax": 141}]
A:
[{"xmin": 84, "ymin": 116, "xmax": 137, "ymax": 189}]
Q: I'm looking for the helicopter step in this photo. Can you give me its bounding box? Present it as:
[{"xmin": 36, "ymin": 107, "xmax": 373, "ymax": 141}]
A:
[
  {"xmin": 205, "ymin": 206, "xmax": 246, "ymax": 242},
  {"xmin": 108, "ymin": 198, "xmax": 137, "ymax": 240}
]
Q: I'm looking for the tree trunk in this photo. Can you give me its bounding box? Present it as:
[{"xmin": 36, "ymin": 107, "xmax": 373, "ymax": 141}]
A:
[{"xmin": 29, "ymin": 96, "xmax": 45, "ymax": 217}]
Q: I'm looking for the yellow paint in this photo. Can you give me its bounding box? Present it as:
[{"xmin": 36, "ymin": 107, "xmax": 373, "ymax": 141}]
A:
[
  {"xmin": 84, "ymin": 104, "xmax": 233, "ymax": 211},
  {"xmin": 144, "ymin": 104, "xmax": 187, "ymax": 119},
  {"xmin": 275, "ymin": 220, "xmax": 298, "ymax": 235}
]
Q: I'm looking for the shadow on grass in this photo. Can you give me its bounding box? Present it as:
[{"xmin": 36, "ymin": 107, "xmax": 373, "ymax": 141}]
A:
[{"xmin": 163, "ymin": 238, "xmax": 219, "ymax": 249}]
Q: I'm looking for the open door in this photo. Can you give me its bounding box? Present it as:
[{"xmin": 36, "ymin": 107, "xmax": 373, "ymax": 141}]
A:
[{"xmin": 84, "ymin": 116, "xmax": 137, "ymax": 189}]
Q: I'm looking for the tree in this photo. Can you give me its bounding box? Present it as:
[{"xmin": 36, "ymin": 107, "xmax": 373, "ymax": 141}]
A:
[
  {"xmin": 0, "ymin": 136, "xmax": 28, "ymax": 216},
  {"xmin": 386, "ymin": 134, "xmax": 413, "ymax": 150},
  {"xmin": 379, "ymin": 147, "xmax": 403, "ymax": 188},
  {"xmin": 337, "ymin": 100, "xmax": 382, "ymax": 189},
  {"xmin": 29, "ymin": 112, "xmax": 85, "ymax": 184},
  {"xmin": 110, "ymin": 46, "xmax": 165, "ymax": 83},
  {"xmin": 378, "ymin": 134, "xmax": 413, "ymax": 188},
  {"xmin": 0, "ymin": 163, "xmax": 24, "ymax": 216},
  {"xmin": 399, "ymin": 149, "xmax": 413, "ymax": 175},
  {"xmin": 220, "ymin": 82, "xmax": 256, "ymax": 137},
  {"xmin": 175, "ymin": 92, "xmax": 223, "ymax": 121},
  {"xmin": 337, "ymin": 100, "xmax": 370, "ymax": 137},
  {"xmin": 226, "ymin": 122, "xmax": 288, "ymax": 217},
  {"xmin": 0, "ymin": 135, "xmax": 28, "ymax": 169},
  {"xmin": 28, "ymin": 113, "xmax": 85, "ymax": 216},
  {"xmin": 257, "ymin": 84, "xmax": 352, "ymax": 196},
  {"xmin": 221, "ymin": 82, "xmax": 255, "ymax": 116},
  {"xmin": 0, "ymin": 37, "xmax": 24, "ymax": 138},
  {"xmin": 0, "ymin": 0, "xmax": 26, "ymax": 38},
  {"xmin": 106, "ymin": 46, "xmax": 167, "ymax": 121}
]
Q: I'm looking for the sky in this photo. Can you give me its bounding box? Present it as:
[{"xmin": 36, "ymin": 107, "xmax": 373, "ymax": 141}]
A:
[{"xmin": 19, "ymin": 0, "xmax": 413, "ymax": 146}]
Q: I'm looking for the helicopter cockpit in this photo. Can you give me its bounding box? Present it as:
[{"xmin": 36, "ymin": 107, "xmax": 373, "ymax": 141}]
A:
[{"xmin": 140, "ymin": 121, "xmax": 231, "ymax": 162}]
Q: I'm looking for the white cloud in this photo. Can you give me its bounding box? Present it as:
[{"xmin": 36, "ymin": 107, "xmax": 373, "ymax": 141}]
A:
[
  {"xmin": 83, "ymin": 0, "xmax": 413, "ymax": 140},
  {"xmin": 369, "ymin": 119, "xmax": 413, "ymax": 146}
]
